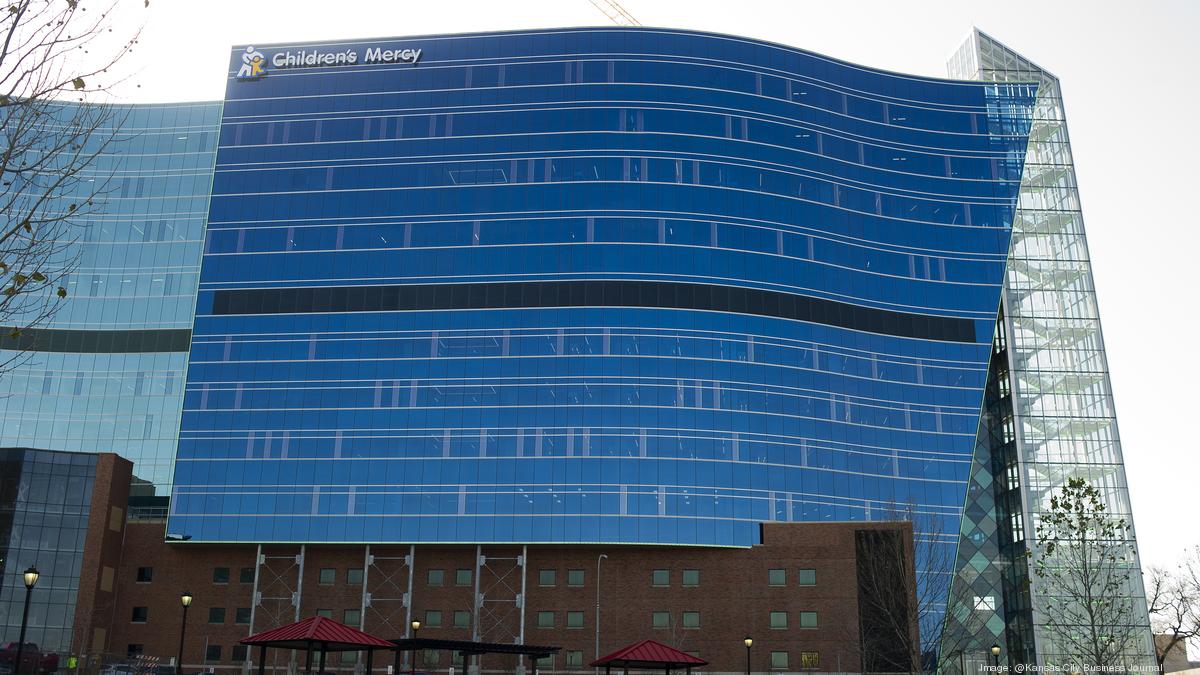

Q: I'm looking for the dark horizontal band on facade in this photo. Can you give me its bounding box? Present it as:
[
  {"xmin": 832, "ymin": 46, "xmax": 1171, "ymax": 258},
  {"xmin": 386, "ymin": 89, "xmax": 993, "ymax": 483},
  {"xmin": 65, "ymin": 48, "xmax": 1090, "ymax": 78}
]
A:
[
  {"xmin": 0, "ymin": 327, "xmax": 193, "ymax": 354},
  {"xmin": 211, "ymin": 281, "xmax": 977, "ymax": 343}
]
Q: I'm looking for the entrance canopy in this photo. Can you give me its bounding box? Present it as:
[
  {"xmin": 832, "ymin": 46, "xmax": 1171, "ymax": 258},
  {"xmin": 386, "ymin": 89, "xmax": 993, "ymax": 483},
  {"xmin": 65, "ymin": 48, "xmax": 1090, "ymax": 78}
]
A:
[
  {"xmin": 590, "ymin": 640, "xmax": 708, "ymax": 670},
  {"xmin": 241, "ymin": 616, "xmax": 394, "ymax": 651}
]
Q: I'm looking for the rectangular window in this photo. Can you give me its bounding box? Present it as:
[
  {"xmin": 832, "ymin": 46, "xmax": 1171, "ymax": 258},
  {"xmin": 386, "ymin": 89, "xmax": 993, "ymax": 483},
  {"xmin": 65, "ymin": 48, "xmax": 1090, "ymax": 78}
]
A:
[
  {"xmin": 567, "ymin": 569, "xmax": 585, "ymax": 587},
  {"xmin": 135, "ymin": 567, "xmax": 153, "ymax": 583},
  {"xmin": 800, "ymin": 611, "xmax": 818, "ymax": 628},
  {"xmin": 538, "ymin": 569, "xmax": 556, "ymax": 586},
  {"xmin": 770, "ymin": 652, "xmax": 789, "ymax": 669},
  {"xmin": 535, "ymin": 655, "xmax": 553, "ymax": 668},
  {"xmin": 339, "ymin": 652, "xmax": 358, "ymax": 664},
  {"xmin": 567, "ymin": 611, "xmax": 584, "ymax": 629},
  {"xmin": 566, "ymin": 651, "xmax": 584, "ymax": 668},
  {"xmin": 428, "ymin": 569, "xmax": 445, "ymax": 586},
  {"xmin": 131, "ymin": 607, "xmax": 148, "ymax": 623},
  {"xmin": 800, "ymin": 651, "xmax": 819, "ymax": 670},
  {"xmin": 212, "ymin": 567, "xmax": 230, "ymax": 584},
  {"xmin": 239, "ymin": 567, "xmax": 255, "ymax": 584},
  {"xmin": 652, "ymin": 612, "xmax": 670, "ymax": 629},
  {"xmin": 770, "ymin": 611, "xmax": 788, "ymax": 629},
  {"xmin": 424, "ymin": 610, "xmax": 442, "ymax": 627},
  {"xmin": 454, "ymin": 610, "xmax": 471, "ymax": 629},
  {"xmin": 682, "ymin": 569, "xmax": 699, "ymax": 587},
  {"xmin": 651, "ymin": 569, "xmax": 670, "ymax": 587},
  {"xmin": 232, "ymin": 646, "xmax": 248, "ymax": 663},
  {"xmin": 235, "ymin": 608, "xmax": 252, "ymax": 625},
  {"xmin": 316, "ymin": 609, "xmax": 333, "ymax": 619},
  {"xmin": 537, "ymin": 611, "xmax": 555, "ymax": 628},
  {"xmin": 344, "ymin": 609, "xmax": 361, "ymax": 627},
  {"xmin": 682, "ymin": 611, "xmax": 700, "ymax": 629},
  {"xmin": 205, "ymin": 646, "xmax": 221, "ymax": 663},
  {"xmin": 422, "ymin": 652, "xmax": 440, "ymax": 667},
  {"xmin": 452, "ymin": 652, "xmax": 464, "ymax": 666},
  {"xmin": 798, "ymin": 568, "xmax": 816, "ymax": 586},
  {"xmin": 456, "ymin": 569, "xmax": 473, "ymax": 586},
  {"xmin": 346, "ymin": 568, "xmax": 364, "ymax": 585},
  {"xmin": 768, "ymin": 568, "xmax": 786, "ymax": 586},
  {"xmin": 208, "ymin": 607, "xmax": 226, "ymax": 624},
  {"xmin": 318, "ymin": 568, "xmax": 336, "ymax": 585}
]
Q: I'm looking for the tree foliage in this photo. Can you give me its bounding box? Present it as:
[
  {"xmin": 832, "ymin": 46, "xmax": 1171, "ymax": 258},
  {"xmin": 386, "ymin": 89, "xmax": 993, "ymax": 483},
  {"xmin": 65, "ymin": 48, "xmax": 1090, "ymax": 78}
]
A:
[
  {"xmin": 1031, "ymin": 478, "xmax": 1146, "ymax": 671},
  {"xmin": 0, "ymin": 0, "xmax": 142, "ymax": 369}
]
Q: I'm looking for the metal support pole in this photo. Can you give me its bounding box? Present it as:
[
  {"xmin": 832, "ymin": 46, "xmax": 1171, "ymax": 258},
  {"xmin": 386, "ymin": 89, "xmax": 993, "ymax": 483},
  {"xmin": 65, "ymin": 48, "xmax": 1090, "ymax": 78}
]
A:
[
  {"xmin": 257, "ymin": 646, "xmax": 266, "ymax": 675},
  {"xmin": 15, "ymin": 586, "xmax": 33, "ymax": 675},
  {"xmin": 594, "ymin": 553, "xmax": 606, "ymax": 675},
  {"xmin": 317, "ymin": 644, "xmax": 327, "ymax": 675},
  {"xmin": 177, "ymin": 602, "xmax": 190, "ymax": 675},
  {"xmin": 403, "ymin": 545, "xmax": 415, "ymax": 671},
  {"xmin": 745, "ymin": 644, "xmax": 750, "ymax": 675},
  {"xmin": 360, "ymin": 546, "xmax": 371, "ymax": 630},
  {"xmin": 365, "ymin": 650, "xmax": 373, "ymax": 675},
  {"xmin": 247, "ymin": 546, "xmax": 263, "ymax": 675}
]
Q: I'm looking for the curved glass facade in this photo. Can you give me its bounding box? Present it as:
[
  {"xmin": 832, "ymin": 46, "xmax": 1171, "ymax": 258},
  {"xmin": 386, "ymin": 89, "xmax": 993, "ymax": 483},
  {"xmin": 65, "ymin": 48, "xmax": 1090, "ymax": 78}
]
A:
[
  {"xmin": 168, "ymin": 28, "xmax": 1036, "ymax": 546},
  {"xmin": 0, "ymin": 103, "xmax": 220, "ymax": 498}
]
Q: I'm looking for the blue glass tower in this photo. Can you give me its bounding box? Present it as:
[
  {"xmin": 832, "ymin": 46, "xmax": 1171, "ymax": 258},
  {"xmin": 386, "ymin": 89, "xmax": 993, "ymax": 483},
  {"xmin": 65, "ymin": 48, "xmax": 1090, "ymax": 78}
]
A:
[{"xmin": 168, "ymin": 28, "xmax": 1036, "ymax": 547}]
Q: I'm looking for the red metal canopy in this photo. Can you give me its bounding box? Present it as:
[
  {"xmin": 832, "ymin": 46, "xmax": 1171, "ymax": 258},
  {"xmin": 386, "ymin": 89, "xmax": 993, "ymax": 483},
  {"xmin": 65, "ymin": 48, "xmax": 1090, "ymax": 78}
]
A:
[
  {"xmin": 241, "ymin": 616, "xmax": 394, "ymax": 651},
  {"xmin": 589, "ymin": 640, "xmax": 708, "ymax": 669}
]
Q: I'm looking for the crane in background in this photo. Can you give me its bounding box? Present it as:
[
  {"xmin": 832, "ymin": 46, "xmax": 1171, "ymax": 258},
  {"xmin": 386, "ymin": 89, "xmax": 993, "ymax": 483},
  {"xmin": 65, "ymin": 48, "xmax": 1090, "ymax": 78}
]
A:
[{"xmin": 587, "ymin": 0, "xmax": 641, "ymax": 26}]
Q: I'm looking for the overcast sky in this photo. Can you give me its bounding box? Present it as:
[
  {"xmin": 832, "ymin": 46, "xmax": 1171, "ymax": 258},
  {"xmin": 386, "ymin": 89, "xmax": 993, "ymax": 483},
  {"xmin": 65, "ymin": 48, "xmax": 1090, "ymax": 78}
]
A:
[{"xmin": 99, "ymin": 1, "xmax": 1198, "ymax": 571}]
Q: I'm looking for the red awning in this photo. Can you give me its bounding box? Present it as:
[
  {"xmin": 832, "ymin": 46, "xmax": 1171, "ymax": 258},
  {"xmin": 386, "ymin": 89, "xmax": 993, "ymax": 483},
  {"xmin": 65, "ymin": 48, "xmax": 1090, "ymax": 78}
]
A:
[
  {"xmin": 589, "ymin": 640, "xmax": 708, "ymax": 669},
  {"xmin": 241, "ymin": 616, "xmax": 394, "ymax": 651}
]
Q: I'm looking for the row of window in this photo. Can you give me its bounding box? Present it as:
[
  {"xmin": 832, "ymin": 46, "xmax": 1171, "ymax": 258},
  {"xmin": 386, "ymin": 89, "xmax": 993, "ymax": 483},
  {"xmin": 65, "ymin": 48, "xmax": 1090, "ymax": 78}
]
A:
[
  {"xmin": 136, "ymin": 565, "xmax": 816, "ymax": 588},
  {"xmin": 130, "ymin": 606, "xmax": 253, "ymax": 624}
]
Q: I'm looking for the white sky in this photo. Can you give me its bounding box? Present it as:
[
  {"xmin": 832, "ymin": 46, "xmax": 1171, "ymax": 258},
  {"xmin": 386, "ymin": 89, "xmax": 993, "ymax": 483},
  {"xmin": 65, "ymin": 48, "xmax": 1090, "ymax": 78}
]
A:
[{"xmin": 98, "ymin": 1, "xmax": 1199, "ymax": 571}]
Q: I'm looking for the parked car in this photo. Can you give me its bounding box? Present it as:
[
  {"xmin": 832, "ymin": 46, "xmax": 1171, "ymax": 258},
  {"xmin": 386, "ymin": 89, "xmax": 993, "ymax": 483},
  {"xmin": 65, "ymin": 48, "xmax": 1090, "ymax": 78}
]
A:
[{"xmin": 0, "ymin": 642, "xmax": 42, "ymax": 675}]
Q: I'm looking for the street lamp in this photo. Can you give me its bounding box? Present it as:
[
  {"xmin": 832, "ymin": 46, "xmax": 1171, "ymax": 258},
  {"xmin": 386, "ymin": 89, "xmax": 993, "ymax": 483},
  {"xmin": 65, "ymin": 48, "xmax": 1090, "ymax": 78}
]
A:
[
  {"xmin": 410, "ymin": 620, "xmax": 421, "ymax": 675},
  {"xmin": 595, "ymin": 553, "xmax": 608, "ymax": 675},
  {"xmin": 14, "ymin": 567, "xmax": 39, "ymax": 675},
  {"xmin": 990, "ymin": 644, "xmax": 1001, "ymax": 670},
  {"xmin": 744, "ymin": 636, "xmax": 753, "ymax": 675},
  {"xmin": 177, "ymin": 592, "xmax": 193, "ymax": 675}
]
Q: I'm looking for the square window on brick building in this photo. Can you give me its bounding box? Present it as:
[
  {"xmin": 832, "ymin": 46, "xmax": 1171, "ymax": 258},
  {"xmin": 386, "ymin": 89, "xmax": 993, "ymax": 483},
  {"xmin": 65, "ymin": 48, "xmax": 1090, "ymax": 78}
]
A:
[
  {"xmin": 346, "ymin": 569, "xmax": 364, "ymax": 585},
  {"xmin": 538, "ymin": 569, "xmax": 555, "ymax": 586},
  {"xmin": 232, "ymin": 646, "xmax": 248, "ymax": 663},
  {"xmin": 537, "ymin": 611, "xmax": 555, "ymax": 628},
  {"xmin": 800, "ymin": 611, "xmax": 817, "ymax": 628},
  {"xmin": 798, "ymin": 568, "xmax": 816, "ymax": 586},
  {"xmin": 682, "ymin": 569, "xmax": 699, "ymax": 587},
  {"xmin": 453, "ymin": 610, "xmax": 470, "ymax": 629},
  {"xmin": 566, "ymin": 651, "xmax": 583, "ymax": 667},
  {"xmin": 318, "ymin": 568, "xmax": 336, "ymax": 585},
  {"xmin": 455, "ymin": 569, "xmax": 472, "ymax": 586},
  {"xmin": 212, "ymin": 567, "xmax": 230, "ymax": 584},
  {"xmin": 205, "ymin": 646, "xmax": 222, "ymax": 663},
  {"xmin": 535, "ymin": 655, "xmax": 553, "ymax": 668},
  {"xmin": 339, "ymin": 652, "xmax": 358, "ymax": 664},
  {"xmin": 567, "ymin": 611, "xmax": 584, "ymax": 629},
  {"xmin": 567, "ymin": 569, "xmax": 585, "ymax": 587},
  {"xmin": 236, "ymin": 608, "xmax": 252, "ymax": 624},
  {"xmin": 422, "ymin": 652, "xmax": 440, "ymax": 667},
  {"xmin": 452, "ymin": 652, "xmax": 464, "ymax": 666},
  {"xmin": 131, "ymin": 607, "xmax": 148, "ymax": 623},
  {"xmin": 682, "ymin": 611, "xmax": 700, "ymax": 629},
  {"xmin": 316, "ymin": 609, "xmax": 333, "ymax": 619},
  {"xmin": 136, "ymin": 567, "xmax": 152, "ymax": 583},
  {"xmin": 652, "ymin": 612, "xmax": 669, "ymax": 629},
  {"xmin": 800, "ymin": 651, "xmax": 819, "ymax": 670},
  {"xmin": 425, "ymin": 610, "xmax": 442, "ymax": 627},
  {"xmin": 127, "ymin": 645, "xmax": 144, "ymax": 657},
  {"xmin": 768, "ymin": 568, "xmax": 786, "ymax": 586},
  {"xmin": 344, "ymin": 609, "xmax": 361, "ymax": 627},
  {"xmin": 240, "ymin": 567, "xmax": 255, "ymax": 584},
  {"xmin": 428, "ymin": 569, "xmax": 444, "ymax": 586},
  {"xmin": 770, "ymin": 652, "xmax": 788, "ymax": 669},
  {"xmin": 209, "ymin": 607, "xmax": 225, "ymax": 624},
  {"xmin": 770, "ymin": 611, "xmax": 788, "ymax": 629},
  {"xmin": 651, "ymin": 569, "xmax": 669, "ymax": 587}
]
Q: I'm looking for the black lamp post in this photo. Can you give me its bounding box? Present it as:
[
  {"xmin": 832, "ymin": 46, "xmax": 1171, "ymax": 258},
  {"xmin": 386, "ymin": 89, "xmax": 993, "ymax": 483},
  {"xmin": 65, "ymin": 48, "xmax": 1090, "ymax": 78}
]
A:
[
  {"xmin": 177, "ymin": 592, "xmax": 193, "ymax": 675},
  {"xmin": 13, "ymin": 566, "xmax": 39, "ymax": 675},
  {"xmin": 990, "ymin": 644, "xmax": 1001, "ymax": 670},
  {"xmin": 743, "ymin": 636, "xmax": 753, "ymax": 675},
  {"xmin": 409, "ymin": 620, "xmax": 420, "ymax": 675}
]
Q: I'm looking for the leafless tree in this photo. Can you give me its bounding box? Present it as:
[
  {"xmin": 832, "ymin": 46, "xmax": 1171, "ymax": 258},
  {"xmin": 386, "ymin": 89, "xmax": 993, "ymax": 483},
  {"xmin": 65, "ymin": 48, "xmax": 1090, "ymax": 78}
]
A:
[
  {"xmin": 0, "ymin": 0, "xmax": 143, "ymax": 373},
  {"xmin": 1146, "ymin": 546, "xmax": 1200, "ymax": 671},
  {"xmin": 1030, "ymin": 478, "xmax": 1147, "ymax": 673}
]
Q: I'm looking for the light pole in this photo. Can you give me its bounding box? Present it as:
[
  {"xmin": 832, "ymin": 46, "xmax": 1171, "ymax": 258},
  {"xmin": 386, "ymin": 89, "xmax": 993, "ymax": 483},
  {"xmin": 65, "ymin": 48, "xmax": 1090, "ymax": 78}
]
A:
[
  {"xmin": 990, "ymin": 644, "xmax": 1001, "ymax": 671},
  {"xmin": 410, "ymin": 620, "xmax": 420, "ymax": 675},
  {"xmin": 743, "ymin": 636, "xmax": 752, "ymax": 675},
  {"xmin": 594, "ymin": 553, "xmax": 607, "ymax": 675},
  {"xmin": 13, "ymin": 567, "xmax": 39, "ymax": 675},
  {"xmin": 177, "ymin": 592, "xmax": 193, "ymax": 675}
]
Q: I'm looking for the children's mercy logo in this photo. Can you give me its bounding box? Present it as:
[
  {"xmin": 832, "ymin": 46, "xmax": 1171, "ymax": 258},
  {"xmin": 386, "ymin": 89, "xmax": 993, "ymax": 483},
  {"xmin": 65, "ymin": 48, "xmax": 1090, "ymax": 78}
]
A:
[{"xmin": 236, "ymin": 46, "xmax": 267, "ymax": 80}]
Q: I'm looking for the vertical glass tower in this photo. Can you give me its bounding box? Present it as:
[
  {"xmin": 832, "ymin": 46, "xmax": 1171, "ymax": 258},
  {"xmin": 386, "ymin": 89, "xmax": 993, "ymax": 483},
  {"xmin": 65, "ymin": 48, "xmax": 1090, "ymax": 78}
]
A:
[{"xmin": 948, "ymin": 30, "xmax": 1154, "ymax": 668}]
